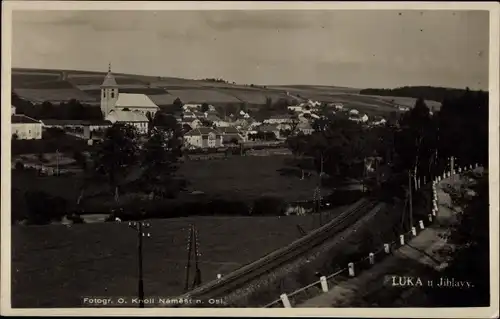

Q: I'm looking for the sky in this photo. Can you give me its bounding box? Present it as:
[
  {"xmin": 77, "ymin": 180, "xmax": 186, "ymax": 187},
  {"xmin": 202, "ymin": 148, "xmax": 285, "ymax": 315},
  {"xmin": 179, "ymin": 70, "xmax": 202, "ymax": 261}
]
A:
[{"xmin": 11, "ymin": 10, "xmax": 490, "ymax": 90}]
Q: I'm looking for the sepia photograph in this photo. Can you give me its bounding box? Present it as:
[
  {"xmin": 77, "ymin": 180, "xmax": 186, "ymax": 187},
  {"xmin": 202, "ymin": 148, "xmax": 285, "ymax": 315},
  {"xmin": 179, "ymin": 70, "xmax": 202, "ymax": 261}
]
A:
[{"xmin": 1, "ymin": 1, "xmax": 499, "ymax": 317}]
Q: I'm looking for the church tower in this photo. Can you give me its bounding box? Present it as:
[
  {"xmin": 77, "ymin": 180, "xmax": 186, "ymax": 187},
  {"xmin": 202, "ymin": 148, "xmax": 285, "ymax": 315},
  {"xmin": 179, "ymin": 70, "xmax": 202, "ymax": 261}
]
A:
[{"xmin": 100, "ymin": 62, "xmax": 119, "ymax": 116}]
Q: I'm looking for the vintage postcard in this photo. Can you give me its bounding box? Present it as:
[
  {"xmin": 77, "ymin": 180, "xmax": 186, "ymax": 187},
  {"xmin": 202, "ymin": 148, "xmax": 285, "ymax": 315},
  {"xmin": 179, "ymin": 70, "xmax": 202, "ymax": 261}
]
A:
[{"xmin": 1, "ymin": 1, "xmax": 498, "ymax": 317}]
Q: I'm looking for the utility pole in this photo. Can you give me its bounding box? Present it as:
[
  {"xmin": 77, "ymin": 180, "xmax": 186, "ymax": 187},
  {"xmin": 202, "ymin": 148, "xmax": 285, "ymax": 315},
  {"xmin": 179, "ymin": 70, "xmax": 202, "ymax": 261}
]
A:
[
  {"xmin": 408, "ymin": 170, "xmax": 413, "ymax": 230},
  {"xmin": 128, "ymin": 220, "xmax": 151, "ymax": 308},
  {"xmin": 184, "ymin": 225, "xmax": 194, "ymax": 292},
  {"xmin": 192, "ymin": 225, "xmax": 202, "ymax": 288},
  {"xmin": 318, "ymin": 154, "xmax": 324, "ymax": 226},
  {"xmin": 56, "ymin": 149, "xmax": 60, "ymax": 176}
]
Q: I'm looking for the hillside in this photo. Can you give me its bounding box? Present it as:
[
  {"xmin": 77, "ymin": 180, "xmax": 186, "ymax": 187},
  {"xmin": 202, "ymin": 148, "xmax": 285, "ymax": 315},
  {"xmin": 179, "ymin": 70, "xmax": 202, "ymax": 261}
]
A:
[{"xmin": 12, "ymin": 68, "xmax": 442, "ymax": 116}]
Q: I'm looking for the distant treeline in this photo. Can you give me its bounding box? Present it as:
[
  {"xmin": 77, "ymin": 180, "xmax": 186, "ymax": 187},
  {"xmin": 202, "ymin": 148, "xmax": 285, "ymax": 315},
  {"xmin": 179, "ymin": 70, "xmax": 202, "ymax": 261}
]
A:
[
  {"xmin": 359, "ymin": 86, "xmax": 486, "ymax": 103},
  {"xmin": 12, "ymin": 92, "xmax": 102, "ymax": 120}
]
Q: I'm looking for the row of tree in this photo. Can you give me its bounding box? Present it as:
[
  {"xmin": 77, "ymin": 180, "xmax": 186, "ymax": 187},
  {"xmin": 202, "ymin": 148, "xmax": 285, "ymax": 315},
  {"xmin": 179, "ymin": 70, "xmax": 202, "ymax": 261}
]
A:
[
  {"xmin": 284, "ymin": 87, "xmax": 488, "ymax": 194},
  {"xmin": 359, "ymin": 86, "xmax": 474, "ymax": 103}
]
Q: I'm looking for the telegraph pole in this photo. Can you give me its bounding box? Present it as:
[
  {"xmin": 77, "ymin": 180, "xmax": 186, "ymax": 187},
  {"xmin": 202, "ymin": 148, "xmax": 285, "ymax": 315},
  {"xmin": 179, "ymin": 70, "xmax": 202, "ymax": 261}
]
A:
[
  {"xmin": 184, "ymin": 225, "xmax": 194, "ymax": 292},
  {"xmin": 408, "ymin": 170, "xmax": 413, "ymax": 230},
  {"xmin": 128, "ymin": 220, "xmax": 151, "ymax": 308},
  {"xmin": 192, "ymin": 225, "xmax": 202, "ymax": 288},
  {"xmin": 318, "ymin": 154, "xmax": 324, "ymax": 226}
]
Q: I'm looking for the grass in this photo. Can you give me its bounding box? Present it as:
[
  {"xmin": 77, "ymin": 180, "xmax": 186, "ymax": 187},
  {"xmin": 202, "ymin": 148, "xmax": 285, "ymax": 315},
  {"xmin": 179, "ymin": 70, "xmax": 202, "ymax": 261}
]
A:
[
  {"xmin": 177, "ymin": 155, "xmax": 324, "ymax": 202},
  {"xmin": 11, "ymin": 207, "xmax": 348, "ymax": 307},
  {"xmin": 163, "ymin": 89, "xmax": 242, "ymax": 104}
]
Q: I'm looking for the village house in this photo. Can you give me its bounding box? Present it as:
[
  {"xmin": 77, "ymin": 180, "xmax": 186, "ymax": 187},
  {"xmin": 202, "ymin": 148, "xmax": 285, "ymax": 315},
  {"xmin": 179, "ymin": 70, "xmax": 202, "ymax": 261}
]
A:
[
  {"xmin": 372, "ymin": 118, "xmax": 387, "ymax": 126},
  {"xmin": 263, "ymin": 114, "xmax": 294, "ymax": 124},
  {"xmin": 212, "ymin": 118, "xmax": 232, "ymax": 128},
  {"xmin": 181, "ymin": 118, "xmax": 203, "ymax": 129},
  {"xmin": 287, "ymin": 105, "xmax": 303, "ymax": 112},
  {"xmin": 100, "ymin": 64, "xmax": 160, "ymax": 118},
  {"xmin": 297, "ymin": 121, "xmax": 314, "ymax": 135},
  {"xmin": 184, "ymin": 127, "xmax": 223, "ymax": 149},
  {"xmin": 105, "ymin": 109, "xmax": 149, "ymax": 134},
  {"xmin": 257, "ymin": 124, "xmax": 281, "ymax": 140},
  {"xmin": 12, "ymin": 113, "xmax": 43, "ymax": 140},
  {"xmin": 217, "ymin": 127, "xmax": 246, "ymax": 144}
]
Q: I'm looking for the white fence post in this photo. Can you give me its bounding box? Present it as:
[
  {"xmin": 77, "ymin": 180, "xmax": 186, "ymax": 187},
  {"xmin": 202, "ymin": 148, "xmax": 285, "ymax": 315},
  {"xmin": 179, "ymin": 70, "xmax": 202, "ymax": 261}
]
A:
[
  {"xmin": 280, "ymin": 293, "xmax": 292, "ymax": 308},
  {"xmin": 217, "ymin": 274, "xmax": 222, "ymax": 279},
  {"xmin": 384, "ymin": 243, "xmax": 390, "ymax": 254},
  {"xmin": 419, "ymin": 220, "xmax": 425, "ymax": 230},
  {"xmin": 423, "ymin": 176, "xmax": 426, "ymax": 185},
  {"xmin": 417, "ymin": 179, "xmax": 421, "ymax": 190},
  {"xmin": 432, "ymin": 208, "xmax": 437, "ymax": 216},
  {"xmin": 399, "ymin": 234, "xmax": 405, "ymax": 245},
  {"xmin": 320, "ymin": 276, "xmax": 328, "ymax": 292},
  {"xmin": 411, "ymin": 226, "xmax": 417, "ymax": 236},
  {"xmin": 348, "ymin": 262, "xmax": 355, "ymax": 277},
  {"xmin": 369, "ymin": 252, "xmax": 375, "ymax": 265},
  {"xmin": 428, "ymin": 214, "xmax": 433, "ymax": 222}
]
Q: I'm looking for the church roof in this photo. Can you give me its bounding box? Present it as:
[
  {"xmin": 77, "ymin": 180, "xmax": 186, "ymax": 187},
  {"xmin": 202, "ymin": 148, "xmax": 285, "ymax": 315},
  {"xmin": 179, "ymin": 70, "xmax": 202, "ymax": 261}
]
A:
[
  {"xmin": 101, "ymin": 71, "xmax": 118, "ymax": 87},
  {"xmin": 105, "ymin": 110, "xmax": 149, "ymax": 123},
  {"xmin": 115, "ymin": 93, "xmax": 159, "ymax": 109}
]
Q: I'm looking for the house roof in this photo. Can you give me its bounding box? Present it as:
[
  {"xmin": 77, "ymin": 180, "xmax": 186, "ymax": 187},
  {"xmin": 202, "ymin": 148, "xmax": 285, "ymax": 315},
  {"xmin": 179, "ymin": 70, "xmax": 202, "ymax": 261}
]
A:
[
  {"xmin": 12, "ymin": 114, "xmax": 41, "ymax": 124},
  {"xmin": 106, "ymin": 110, "xmax": 149, "ymax": 123},
  {"xmin": 298, "ymin": 122, "xmax": 313, "ymax": 130},
  {"xmin": 258, "ymin": 124, "xmax": 279, "ymax": 132},
  {"xmin": 218, "ymin": 127, "xmax": 240, "ymax": 134},
  {"xmin": 101, "ymin": 71, "xmax": 118, "ymax": 87},
  {"xmin": 185, "ymin": 127, "xmax": 221, "ymax": 136},
  {"xmin": 115, "ymin": 93, "xmax": 159, "ymax": 109},
  {"xmin": 269, "ymin": 114, "xmax": 293, "ymax": 120}
]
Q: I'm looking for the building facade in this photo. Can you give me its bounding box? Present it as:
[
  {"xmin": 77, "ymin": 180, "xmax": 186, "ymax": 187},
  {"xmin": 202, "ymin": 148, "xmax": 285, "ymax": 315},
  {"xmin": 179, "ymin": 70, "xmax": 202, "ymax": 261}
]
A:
[
  {"xmin": 100, "ymin": 63, "xmax": 159, "ymax": 121},
  {"xmin": 12, "ymin": 114, "xmax": 43, "ymax": 140},
  {"xmin": 184, "ymin": 127, "xmax": 223, "ymax": 149}
]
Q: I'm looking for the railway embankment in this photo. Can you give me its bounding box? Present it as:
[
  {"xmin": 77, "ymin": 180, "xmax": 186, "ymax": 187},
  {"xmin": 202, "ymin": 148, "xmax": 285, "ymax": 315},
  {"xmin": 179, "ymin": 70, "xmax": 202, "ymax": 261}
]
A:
[{"xmin": 296, "ymin": 167, "xmax": 486, "ymax": 307}]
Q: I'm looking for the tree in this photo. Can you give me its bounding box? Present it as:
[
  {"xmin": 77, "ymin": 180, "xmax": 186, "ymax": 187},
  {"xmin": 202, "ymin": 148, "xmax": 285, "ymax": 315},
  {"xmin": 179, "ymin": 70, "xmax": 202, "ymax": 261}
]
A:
[
  {"xmin": 173, "ymin": 97, "xmax": 184, "ymax": 113},
  {"xmin": 201, "ymin": 103, "xmax": 210, "ymax": 112},
  {"xmin": 140, "ymin": 124, "xmax": 183, "ymax": 198},
  {"xmin": 92, "ymin": 123, "xmax": 140, "ymax": 202}
]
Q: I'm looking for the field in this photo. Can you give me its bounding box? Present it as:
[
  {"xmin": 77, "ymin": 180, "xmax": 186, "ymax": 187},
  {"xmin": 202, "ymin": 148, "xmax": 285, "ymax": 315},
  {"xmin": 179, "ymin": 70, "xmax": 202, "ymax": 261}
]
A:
[
  {"xmin": 178, "ymin": 155, "xmax": 325, "ymax": 202},
  {"xmin": 11, "ymin": 155, "xmax": 327, "ymax": 216},
  {"xmin": 12, "ymin": 68, "xmax": 441, "ymax": 115},
  {"xmin": 11, "ymin": 205, "xmax": 350, "ymax": 307}
]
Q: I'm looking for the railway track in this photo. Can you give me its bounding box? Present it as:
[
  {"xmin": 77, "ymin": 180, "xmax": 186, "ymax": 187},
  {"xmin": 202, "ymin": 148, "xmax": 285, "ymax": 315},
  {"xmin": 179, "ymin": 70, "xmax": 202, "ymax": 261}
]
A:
[{"xmin": 166, "ymin": 197, "xmax": 379, "ymax": 307}]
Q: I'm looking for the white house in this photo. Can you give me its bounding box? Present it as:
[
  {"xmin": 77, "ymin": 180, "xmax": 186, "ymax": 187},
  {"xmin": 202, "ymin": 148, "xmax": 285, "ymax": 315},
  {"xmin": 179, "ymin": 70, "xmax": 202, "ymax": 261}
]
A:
[
  {"xmin": 213, "ymin": 119, "xmax": 232, "ymax": 128},
  {"xmin": 287, "ymin": 105, "xmax": 303, "ymax": 112},
  {"xmin": 297, "ymin": 121, "xmax": 314, "ymax": 135},
  {"xmin": 372, "ymin": 118, "xmax": 387, "ymax": 126},
  {"xmin": 12, "ymin": 114, "xmax": 43, "ymax": 140},
  {"xmin": 105, "ymin": 109, "xmax": 149, "ymax": 134},
  {"xmin": 349, "ymin": 109, "xmax": 360, "ymax": 115},
  {"xmin": 264, "ymin": 114, "xmax": 295, "ymax": 124},
  {"xmin": 184, "ymin": 127, "xmax": 223, "ymax": 149},
  {"xmin": 183, "ymin": 104, "xmax": 201, "ymax": 112},
  {"xmin": 100, "ymin": 64, "xmax": 160, "ymax": 118},
  {"xmin": 360, "ymin": 114, "xmax": 369, "ymax": 123},
  {"xmin": 182, "ymin": 118, "xmax": 203, "ymax": 129},
  {"xmin": 333, "ymin": 103, "xmax": 344, "ymax": 110}
]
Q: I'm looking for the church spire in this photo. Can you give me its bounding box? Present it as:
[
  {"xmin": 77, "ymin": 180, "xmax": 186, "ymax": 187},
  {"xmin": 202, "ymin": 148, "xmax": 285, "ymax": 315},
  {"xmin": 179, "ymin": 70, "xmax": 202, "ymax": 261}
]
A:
[{"xmin": 102, "ymin": 62, "xmax": 118, "ymax": 87}]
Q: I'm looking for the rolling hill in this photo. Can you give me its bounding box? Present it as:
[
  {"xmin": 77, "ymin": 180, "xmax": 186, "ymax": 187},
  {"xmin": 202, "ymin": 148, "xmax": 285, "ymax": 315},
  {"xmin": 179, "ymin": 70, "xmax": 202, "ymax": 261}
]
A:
[{"xmin": 11, "ymin": 68, "xmax": 442, "ymax": 115}]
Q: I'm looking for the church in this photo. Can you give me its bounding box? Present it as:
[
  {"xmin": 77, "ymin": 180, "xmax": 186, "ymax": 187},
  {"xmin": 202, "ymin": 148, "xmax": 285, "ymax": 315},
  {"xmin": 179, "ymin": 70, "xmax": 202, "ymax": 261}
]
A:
[{"xmin": 100, "ymin": 64, "xmax": 159, "ymax": 134}]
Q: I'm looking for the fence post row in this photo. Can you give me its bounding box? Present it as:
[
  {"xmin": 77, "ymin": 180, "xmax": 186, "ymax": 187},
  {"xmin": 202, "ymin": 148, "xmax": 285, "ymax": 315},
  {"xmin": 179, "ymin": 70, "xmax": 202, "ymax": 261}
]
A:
[
  {"xmin": 348, "ymin": 262, "xmax": 355, "ymax": 277},
  {"xmin": 280, "ymin": 293, "xmax": 292, "ymax": 308},
  {"xmin": 320, "ymin": 276, "xmax": 329, "ymax": 292}
]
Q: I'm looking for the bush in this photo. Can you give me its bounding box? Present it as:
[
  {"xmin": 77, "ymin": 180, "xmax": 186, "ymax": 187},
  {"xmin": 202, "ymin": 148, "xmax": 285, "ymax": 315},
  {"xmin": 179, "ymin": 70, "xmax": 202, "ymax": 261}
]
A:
[
  {"xmin": 252, "ymin": 196, "xmax": 287, "ymax": 216},
  {"xmin": 24, "ymin": 191, "xmax": 68, "ymax": 225},
  {"xmin": 15, "ymin": 161, "xmax": 24, "ymax": 170}
]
